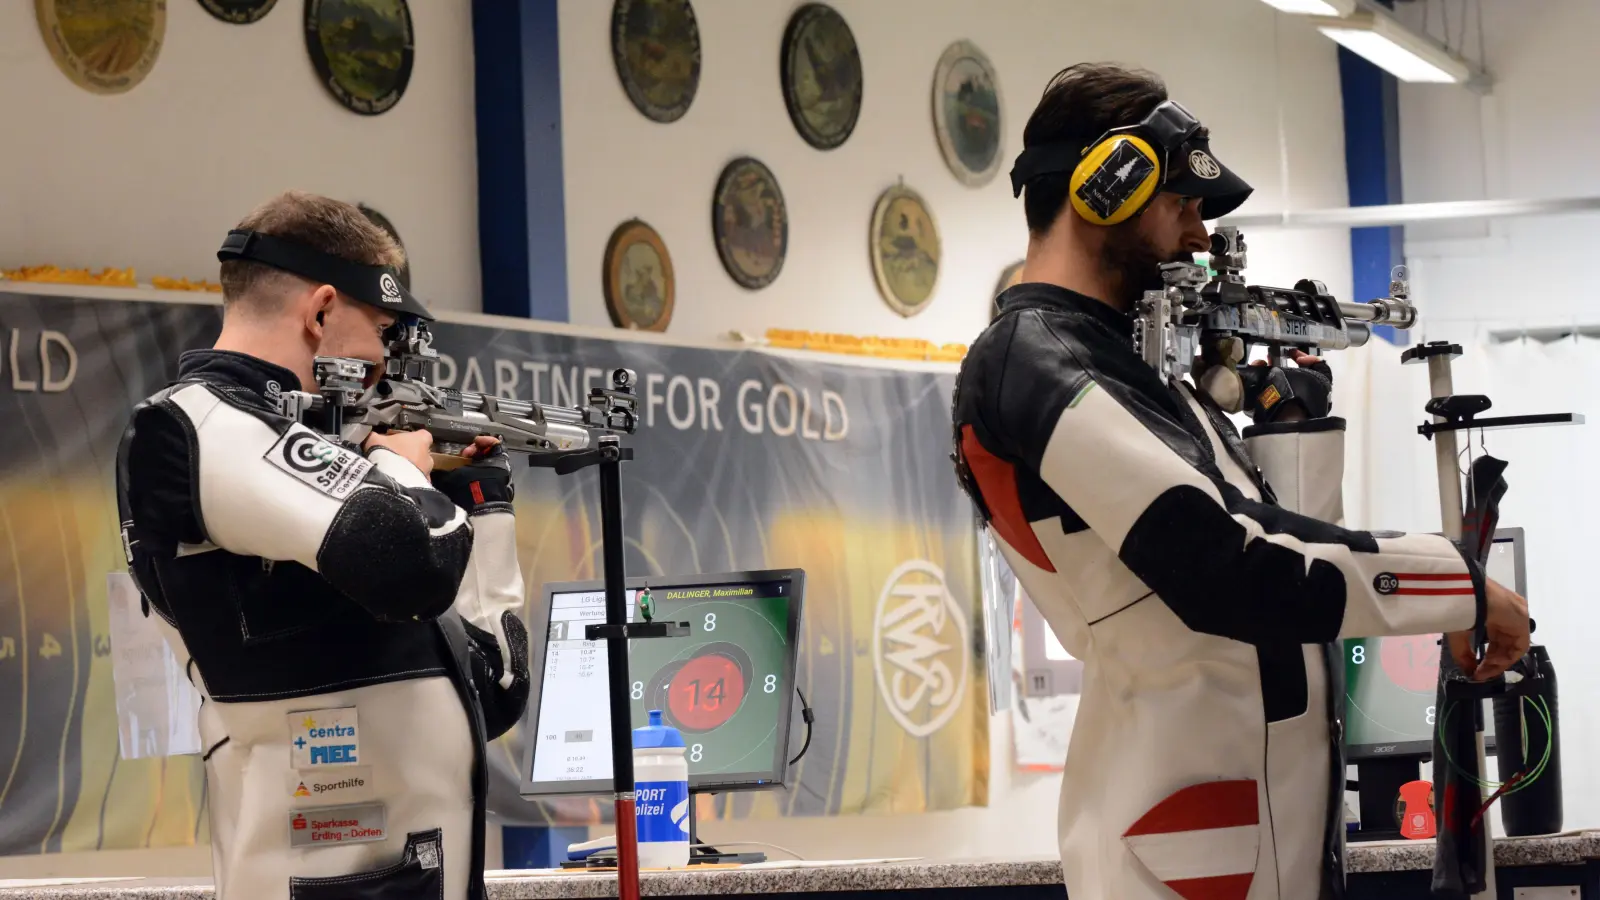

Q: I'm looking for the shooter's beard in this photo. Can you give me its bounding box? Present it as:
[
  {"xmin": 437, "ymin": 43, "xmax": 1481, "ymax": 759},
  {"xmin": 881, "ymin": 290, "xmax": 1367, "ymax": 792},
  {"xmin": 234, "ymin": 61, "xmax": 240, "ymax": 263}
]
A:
[{"xmin": 1100, "ymin": 222, "xmax": 1192, "ymax": 311}]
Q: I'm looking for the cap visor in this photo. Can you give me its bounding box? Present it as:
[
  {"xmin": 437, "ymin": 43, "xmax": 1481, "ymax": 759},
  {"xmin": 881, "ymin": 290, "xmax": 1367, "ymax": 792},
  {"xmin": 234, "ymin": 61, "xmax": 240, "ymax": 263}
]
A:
[{"xmin": 1165, "ymin": 144, "xmax": 1254, "ymax": 220}]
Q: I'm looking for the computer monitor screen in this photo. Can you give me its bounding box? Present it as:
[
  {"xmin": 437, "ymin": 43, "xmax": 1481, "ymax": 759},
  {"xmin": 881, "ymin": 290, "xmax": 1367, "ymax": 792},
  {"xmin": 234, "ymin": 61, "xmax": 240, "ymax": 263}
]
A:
[
  {"xmin": 519, "ymin": 569, "xmax": 804, "ymax": 796},
  {"xmin": 1344, "ymin": 528, "xmax": 1524, "ymax": 758}
]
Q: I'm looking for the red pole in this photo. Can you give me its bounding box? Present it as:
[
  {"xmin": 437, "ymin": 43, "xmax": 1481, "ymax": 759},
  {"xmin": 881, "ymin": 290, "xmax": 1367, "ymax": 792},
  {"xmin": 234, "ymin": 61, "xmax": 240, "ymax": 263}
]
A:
[{"xmin": 615, "ymin": 794, "xmax": 640, "ymax": 900}]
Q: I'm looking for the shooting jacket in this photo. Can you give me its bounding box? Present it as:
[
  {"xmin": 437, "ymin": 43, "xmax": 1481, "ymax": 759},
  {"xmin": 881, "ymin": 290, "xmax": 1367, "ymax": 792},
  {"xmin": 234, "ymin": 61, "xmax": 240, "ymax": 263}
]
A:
[
  {"xmin": 953, "ymin": 284, "xmax": 1486, "ymax": 900},
  {"xmin": 115, "ymin": 350, "xmax": 527, "ymax": 900}
]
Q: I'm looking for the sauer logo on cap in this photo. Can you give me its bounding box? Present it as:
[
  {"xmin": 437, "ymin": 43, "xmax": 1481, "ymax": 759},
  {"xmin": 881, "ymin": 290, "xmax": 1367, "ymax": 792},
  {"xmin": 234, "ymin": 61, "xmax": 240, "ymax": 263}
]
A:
[{"xmin": 378, "ymin": 272, "xmax": 402, "ymax": 304}]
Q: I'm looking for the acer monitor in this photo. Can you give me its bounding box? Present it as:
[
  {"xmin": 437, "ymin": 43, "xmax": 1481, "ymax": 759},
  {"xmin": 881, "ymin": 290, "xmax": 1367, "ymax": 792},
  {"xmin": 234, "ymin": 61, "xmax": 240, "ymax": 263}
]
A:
[{"xmin": 519, "ymin": 569, "xmax": 805, "ymax": 797}]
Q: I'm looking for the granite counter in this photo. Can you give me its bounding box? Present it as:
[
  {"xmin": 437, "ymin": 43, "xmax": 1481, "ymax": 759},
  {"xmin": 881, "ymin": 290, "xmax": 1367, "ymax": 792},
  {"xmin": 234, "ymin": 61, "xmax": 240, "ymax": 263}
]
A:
[{"xmin": 3, "ymin": 832, "xmax": 1597, "ymax": 900}]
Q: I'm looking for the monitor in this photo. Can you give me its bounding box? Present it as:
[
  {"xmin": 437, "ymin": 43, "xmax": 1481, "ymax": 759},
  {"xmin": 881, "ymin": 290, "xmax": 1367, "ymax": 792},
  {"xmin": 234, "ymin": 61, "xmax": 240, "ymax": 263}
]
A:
[
  {"xmin": 519, "ymin": 569, "xmax": 805, "ymax": 797},
  {"xmin": 1344, "ymin": 527, "xmax": 1524, "ymax": 760}
]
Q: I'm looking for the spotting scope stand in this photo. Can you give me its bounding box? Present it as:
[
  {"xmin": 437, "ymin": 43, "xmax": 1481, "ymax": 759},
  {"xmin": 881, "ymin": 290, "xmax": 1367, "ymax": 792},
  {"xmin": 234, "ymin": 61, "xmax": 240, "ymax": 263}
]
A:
[
  {"xmin": 526, "ymin": 433, "xmax": 690, "ymax": 899},
  {"xmin": 1395, "ymin": 267, "xmax": 1582, "ymax": 900}
]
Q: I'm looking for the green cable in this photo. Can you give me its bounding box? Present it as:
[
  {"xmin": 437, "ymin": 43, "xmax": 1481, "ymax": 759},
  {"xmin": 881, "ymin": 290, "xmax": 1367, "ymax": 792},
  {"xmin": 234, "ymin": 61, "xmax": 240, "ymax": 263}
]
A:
[{"xmin": 1436, "ymin": 695, "xmax": 1552, "ymax": 792}]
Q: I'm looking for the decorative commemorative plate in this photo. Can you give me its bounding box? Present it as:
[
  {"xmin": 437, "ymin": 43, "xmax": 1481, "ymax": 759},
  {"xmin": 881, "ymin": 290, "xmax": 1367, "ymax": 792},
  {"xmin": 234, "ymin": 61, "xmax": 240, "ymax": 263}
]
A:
[
  {"xmin": 36, "ymin": 0, "xmax": 166, "ymax": 95},
  {"xmin": 712, "ymin": 157, "xmax": 788, "ymax": 290},
  {"xmin": 603, "ymin": 220, "xmax": 675, "ymax": 332},
  {"xmin": 611, "ymin": 0, "xmax": 702, "ymax": 123},
  {"xmin": 780, "ymin": 3, "xmax": 862, "ymax": 150},
  {"xmin": 992, "ymin": 259, "xmax": 1023, "ymax": 319},
  {"xmin": 357, "ymin": 204, "xmax": 410, "ymax": 290},
  {"xmin": 933, "ymin": 40, "xmax": 1003, "ymax": 186},
  {"xmin": 870, "ymin": 184, "xmax": 941, "ymax": 318},
  {"xmin": 304, "ymin": 0, "xmax": 414, "ymax": 116},
  {"xmin": 198, "ymin": 0, "xmax": 277, "ymax": 24}
]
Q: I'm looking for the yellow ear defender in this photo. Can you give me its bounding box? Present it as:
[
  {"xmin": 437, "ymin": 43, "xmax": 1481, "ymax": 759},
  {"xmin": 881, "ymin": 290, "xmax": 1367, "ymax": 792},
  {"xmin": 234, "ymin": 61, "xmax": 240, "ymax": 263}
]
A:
[
  {"xmin": 1009, "ymin": 99, "xmax": 1206, "ymax": 226},
  {"xmin": 1068, "ymin": 134, "xmax": 1163, "ymax": 226}
]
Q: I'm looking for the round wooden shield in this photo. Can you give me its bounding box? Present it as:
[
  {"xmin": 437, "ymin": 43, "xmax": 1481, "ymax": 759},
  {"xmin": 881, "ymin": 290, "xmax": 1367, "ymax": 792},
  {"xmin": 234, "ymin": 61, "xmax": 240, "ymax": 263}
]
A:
[
  {"xmin": 780, "ymin": 3, "xmax": 862, "ymax": 151},
  {"xmin": 304, "ymin": 0, "xmax": 414, "ymax": 116},
  {"xmin": 36, "ymin": 0, "xmax": 166, "ymax": 95},
  {"xmin": 712, "ymin": 157, "xmax": 788, "ymax": 290},
  {"xmin": 198, "ymin": 0, "xmax": 277, "ymax": 23},
  {"xmin": 603, "ymin": 220, "xmax": 675, "ymax": 332},
  {"xmin": 933, "ymin": 41, "xmax": 1003, "ymax": 186},
  {"xmin": 991, "ymin": 259, "xmax": 1023, "ymax": 319},
  {"xmin": 611, "ymin": 0, "xmax": 701, "ymax": 123},
  {"xmin": 358, "ymin": 203, "xmax": 411, "ymax": 290},
  {"xmin": 870, "ymin": 185, "xmax": 941, "ymax": 318}
]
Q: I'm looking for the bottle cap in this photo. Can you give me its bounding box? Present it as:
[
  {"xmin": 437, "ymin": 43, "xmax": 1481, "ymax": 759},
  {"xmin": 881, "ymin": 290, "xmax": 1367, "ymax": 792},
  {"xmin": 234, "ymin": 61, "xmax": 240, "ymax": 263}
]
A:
[{"xmin": 632, "ymin": 709, "xmax": 685, "ymax": 750}]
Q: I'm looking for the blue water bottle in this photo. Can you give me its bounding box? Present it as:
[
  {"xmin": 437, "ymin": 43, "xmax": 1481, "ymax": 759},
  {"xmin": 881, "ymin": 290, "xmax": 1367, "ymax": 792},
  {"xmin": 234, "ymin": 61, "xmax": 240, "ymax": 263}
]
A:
[{"xmin": 632, "ymin": 710, "xmax": 690, "ymax": 868}]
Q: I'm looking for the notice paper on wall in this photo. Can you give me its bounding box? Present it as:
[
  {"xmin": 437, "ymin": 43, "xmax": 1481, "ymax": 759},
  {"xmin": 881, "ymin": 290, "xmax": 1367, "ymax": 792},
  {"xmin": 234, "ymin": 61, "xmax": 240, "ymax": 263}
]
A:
[{"xmin": 106, "ymin": 572, "xmax": 203, "ymax": 759}]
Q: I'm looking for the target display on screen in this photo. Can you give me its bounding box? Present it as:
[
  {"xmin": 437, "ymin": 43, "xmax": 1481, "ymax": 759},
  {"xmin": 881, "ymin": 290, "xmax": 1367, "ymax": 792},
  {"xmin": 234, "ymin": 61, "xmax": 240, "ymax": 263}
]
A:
[
  {"xmin": 1344, "ymin": 531, "xmax": 1523, "ymax": 758},
  {"xmin": 521, "ymin": 570, "xmax": 804, "ymax": 796}
]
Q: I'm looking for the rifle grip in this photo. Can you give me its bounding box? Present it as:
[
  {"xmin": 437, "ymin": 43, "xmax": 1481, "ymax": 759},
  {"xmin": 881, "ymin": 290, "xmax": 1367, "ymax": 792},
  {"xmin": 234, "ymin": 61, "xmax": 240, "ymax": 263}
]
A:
[{"xmin": 431, "ymin": 452, "xmax": 470, "ymax": 472}]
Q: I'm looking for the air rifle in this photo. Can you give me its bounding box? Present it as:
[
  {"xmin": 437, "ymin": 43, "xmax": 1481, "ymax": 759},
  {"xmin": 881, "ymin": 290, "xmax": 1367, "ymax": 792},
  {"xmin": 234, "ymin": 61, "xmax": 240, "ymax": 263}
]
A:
[
  {"xmin": 1134, "ymin": 226, "xmax": 1419, "ymax": 384},
  {"xmin": 274, "ymin": 319, "xmax": 640, "ymax": 467}
]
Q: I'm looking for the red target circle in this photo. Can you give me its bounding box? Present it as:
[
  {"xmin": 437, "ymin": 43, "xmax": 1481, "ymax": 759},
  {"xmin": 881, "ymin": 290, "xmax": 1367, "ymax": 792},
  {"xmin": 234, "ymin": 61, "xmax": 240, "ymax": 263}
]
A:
[
  {"xmin": 668, "ymin": 653, "xmax": 746, "ymax": 731},
  {"xmin": 1380, "ymin": 635, "xmax": 1441, "ymax": 693}
]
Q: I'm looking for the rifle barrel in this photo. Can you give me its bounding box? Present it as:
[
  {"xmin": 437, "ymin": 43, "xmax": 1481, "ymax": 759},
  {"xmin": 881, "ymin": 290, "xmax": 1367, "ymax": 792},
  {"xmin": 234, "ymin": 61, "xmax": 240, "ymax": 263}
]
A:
[
  {"xmin": 447, "ymin": 389, "xmax": 588, "ymax": 426},
  {"xmin": 1336, "ymin": 297, "xmax": 1418, "ymax": 330}
]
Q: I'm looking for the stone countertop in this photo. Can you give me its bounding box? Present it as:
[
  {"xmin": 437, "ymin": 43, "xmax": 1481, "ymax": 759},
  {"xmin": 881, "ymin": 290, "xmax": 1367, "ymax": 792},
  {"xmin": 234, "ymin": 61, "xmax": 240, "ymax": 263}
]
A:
[{"xmin": 3, "ymin": 834, "xmax": 1597, "ymax": 899}]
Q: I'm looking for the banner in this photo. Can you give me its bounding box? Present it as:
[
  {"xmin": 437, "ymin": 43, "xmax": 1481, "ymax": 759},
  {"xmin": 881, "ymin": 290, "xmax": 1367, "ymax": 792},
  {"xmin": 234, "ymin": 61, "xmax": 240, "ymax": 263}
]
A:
[{"xmin": 0, "ymin": 288, "xmax": 986, "ymax": 854}]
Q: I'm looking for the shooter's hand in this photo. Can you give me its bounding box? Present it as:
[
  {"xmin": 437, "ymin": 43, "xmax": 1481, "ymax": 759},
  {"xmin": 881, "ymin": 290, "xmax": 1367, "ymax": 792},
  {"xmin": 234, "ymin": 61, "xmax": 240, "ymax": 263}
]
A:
[
  {"xmin": 431, "ymin": 439, "xmax": 514, "ymax": 511},
  {"xmin": 1446, "ymin": 578, "xmax": 1530, "ymax": 681},
  {"xmin": 1242, "ymin": 350, "xmax": 1333, "ymax": 425},
  {"xmin": 461, "ymin": 435, "xmax": 501, "ymax": 459},
  {"xmin": 363, "ymin": 429, "xmax": 436, "ymax": 476}
]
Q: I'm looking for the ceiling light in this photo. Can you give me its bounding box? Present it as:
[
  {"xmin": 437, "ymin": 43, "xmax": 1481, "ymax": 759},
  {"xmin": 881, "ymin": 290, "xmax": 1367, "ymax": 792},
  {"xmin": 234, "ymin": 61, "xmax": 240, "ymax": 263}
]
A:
[
  {"xmin": 1257, "ymin": 0, "xmax": 1356, "ymax": 15},
  {"xmin": 1311, "ymin": 9, "xmax": 1478, "ymax": 84}
]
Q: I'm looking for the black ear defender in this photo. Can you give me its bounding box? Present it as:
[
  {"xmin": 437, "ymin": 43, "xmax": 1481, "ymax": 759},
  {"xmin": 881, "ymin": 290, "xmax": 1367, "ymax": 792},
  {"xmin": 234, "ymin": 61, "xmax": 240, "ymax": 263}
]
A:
[{"xmin": 1008, "ymin": 100, "xmax": 1205, "ymax": 226}]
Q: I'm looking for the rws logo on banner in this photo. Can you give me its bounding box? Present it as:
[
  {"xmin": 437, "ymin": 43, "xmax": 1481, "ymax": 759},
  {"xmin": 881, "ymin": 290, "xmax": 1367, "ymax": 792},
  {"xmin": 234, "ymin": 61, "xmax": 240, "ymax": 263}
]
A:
[{"xmin": 873, "ymin": 560, "xmax": 968, "ymax": 738}]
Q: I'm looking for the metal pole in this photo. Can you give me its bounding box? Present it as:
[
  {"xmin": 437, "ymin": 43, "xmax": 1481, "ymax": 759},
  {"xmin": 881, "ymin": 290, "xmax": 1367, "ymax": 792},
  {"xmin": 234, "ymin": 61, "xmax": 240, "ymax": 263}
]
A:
[
  {"xmin": 1424, "ymin": 354, "xmax": 1495, "ymax": 900},
  {"xmin": 1428, "ymin": 356, "xmax": 1465, "ymax": 542},
  {"xmin": 597, "ymin": 435, "xmax": 640, "ymax": 900}
]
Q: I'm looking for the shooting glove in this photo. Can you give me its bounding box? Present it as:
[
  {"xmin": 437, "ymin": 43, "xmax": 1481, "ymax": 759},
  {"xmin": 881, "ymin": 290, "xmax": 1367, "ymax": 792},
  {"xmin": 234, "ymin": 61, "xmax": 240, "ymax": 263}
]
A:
[
  {"xmin": 431, "ymin": 444, "xmax": 515, "ymax": 512},
  {"xmin": 463, "ymin": 611, "xmax": 531, "ymax": 741},
  {"xmin": 1241, "ymin": 358, "xmax": 1334, "ymax": 424}
]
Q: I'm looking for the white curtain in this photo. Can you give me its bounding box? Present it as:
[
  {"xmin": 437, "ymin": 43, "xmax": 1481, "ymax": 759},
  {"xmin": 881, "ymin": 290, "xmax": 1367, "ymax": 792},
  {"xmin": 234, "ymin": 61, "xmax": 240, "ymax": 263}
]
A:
[{"xmin": 1341, "ymin": 333, "xmax": 1600, "ymax": 831}]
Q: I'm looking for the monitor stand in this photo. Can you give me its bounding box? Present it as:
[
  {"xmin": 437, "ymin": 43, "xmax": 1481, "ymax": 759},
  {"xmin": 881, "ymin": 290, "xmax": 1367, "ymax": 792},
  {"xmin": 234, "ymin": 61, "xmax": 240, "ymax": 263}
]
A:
[
  {"xmin": 1349, "ymin": 756, "xmax": 1423, "ymax": 843},
  {"xmin": 558, "ymin": 791, "xmax": 769, "ymax": 868},
  {"xmin": 686, "ymin": 791, "xmax": 766, "ymax": 865}
]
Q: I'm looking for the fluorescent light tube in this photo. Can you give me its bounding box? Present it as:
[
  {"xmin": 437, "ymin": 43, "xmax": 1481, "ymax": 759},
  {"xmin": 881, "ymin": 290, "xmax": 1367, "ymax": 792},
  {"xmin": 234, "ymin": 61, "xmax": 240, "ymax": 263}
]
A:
[
  {"xmin": 1257, "ymin": 0, "xmax": 1356, "ymax": 15},
  {"xmin": 1312, "ymin": 10, "xmax": 1474, "ymax": 83}
]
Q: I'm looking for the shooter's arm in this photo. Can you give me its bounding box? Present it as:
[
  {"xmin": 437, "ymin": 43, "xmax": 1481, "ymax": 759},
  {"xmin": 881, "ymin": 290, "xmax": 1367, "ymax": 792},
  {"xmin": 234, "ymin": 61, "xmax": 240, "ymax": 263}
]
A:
[{"xmin": 984, "ymin": 313, "xmax": 1484, "ymax": 645}]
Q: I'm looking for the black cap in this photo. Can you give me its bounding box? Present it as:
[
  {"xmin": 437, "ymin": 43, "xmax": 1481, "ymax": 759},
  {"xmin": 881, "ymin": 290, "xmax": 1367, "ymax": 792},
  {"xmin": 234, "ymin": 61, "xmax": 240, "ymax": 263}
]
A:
[
  {"xmin": 1163, "ymin": 137, "xmax": 1253, "ymax": 220},
  {"xmin": 216, "ymin": 229, "xmax": 434, "ymax": 321}
]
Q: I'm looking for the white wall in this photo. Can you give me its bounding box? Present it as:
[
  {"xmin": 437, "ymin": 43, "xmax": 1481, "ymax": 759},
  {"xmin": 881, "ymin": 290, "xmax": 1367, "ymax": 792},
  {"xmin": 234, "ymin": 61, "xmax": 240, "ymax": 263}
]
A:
[
  {"xmin": 558, "ymin": 0, "xmax": 1358, "ymax": 347},
  {"xmin": 1395, "ymin": 0, "xmax": 1600, "ymax": 333},
  {"xmin": 0, "ymin": 0, "xmax": 481, "ymax": 313}
]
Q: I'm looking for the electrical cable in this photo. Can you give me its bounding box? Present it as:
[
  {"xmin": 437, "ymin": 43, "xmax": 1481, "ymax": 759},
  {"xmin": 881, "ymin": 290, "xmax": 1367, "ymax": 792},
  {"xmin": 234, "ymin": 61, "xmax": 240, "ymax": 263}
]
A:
[
  {"xmin": 1436, "ymin": 695, "xmax": 1554, "ymax": 819},
  {"xmin": 788, "ymin": 686, "xmax": 815, "ymax": 766}
]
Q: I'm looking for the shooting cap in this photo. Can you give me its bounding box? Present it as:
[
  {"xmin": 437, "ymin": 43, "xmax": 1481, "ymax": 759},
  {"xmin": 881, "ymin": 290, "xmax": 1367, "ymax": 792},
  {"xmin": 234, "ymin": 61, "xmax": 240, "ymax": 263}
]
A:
[
  {"xmin": 217, "ymin": 229, "xmax": 435, "ymax": 321},
  {"xmin": 1009, "ymin": 99, "xmax": 1254, "ymax": 223},
  {"xmin": 1159, "ymin": 137, "xmax": 1252, "ymax": 220}
]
